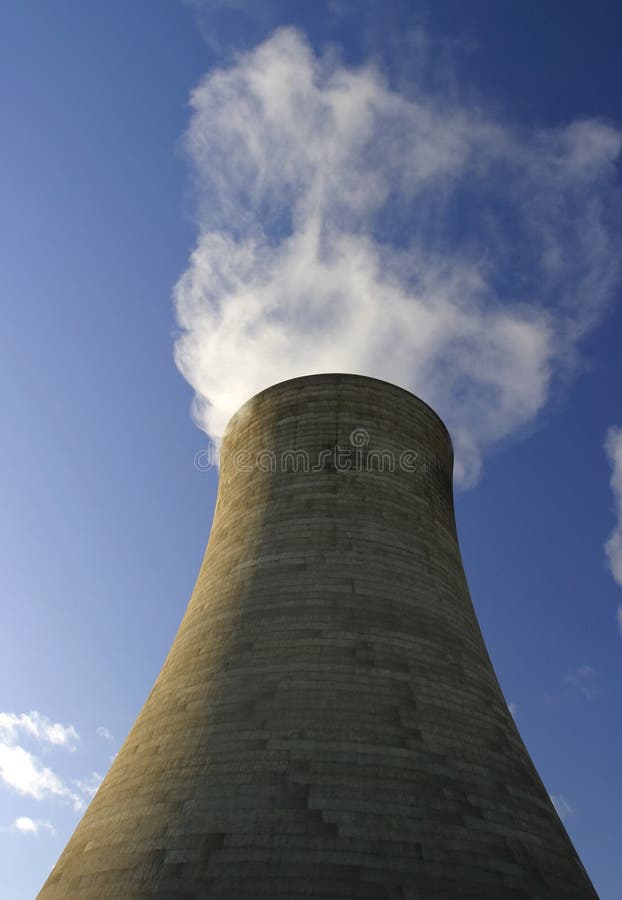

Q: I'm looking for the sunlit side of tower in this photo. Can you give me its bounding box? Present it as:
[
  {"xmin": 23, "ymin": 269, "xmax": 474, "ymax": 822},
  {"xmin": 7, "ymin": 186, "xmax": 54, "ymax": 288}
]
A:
[{"xmin": 39, "ymin": 374, "xmax": 596, "ymax": 898}]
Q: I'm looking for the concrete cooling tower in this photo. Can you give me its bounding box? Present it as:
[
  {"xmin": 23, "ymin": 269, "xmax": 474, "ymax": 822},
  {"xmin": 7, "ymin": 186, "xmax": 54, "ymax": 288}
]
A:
[{"xmin": 39, "ymin": 374, "xmax": 596, "ymax": 898}]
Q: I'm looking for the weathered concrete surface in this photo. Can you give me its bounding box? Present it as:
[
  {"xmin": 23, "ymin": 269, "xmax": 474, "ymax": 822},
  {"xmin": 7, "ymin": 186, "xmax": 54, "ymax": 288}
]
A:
[{"xmin": 39, "ymin": 374, "xmax": 597, "ymax": 898}]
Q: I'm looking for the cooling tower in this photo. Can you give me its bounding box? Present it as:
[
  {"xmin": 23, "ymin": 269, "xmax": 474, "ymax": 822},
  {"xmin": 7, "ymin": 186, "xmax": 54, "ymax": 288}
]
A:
[{"xmin": 39, "ymin": 374, "xmax": 596, "ymax": 898}]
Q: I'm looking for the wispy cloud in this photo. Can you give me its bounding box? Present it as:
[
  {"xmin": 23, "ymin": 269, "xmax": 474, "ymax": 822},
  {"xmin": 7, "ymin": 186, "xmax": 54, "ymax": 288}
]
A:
[
  {"xmin": 0, "ymin": 710, "xmax": 81, "ymax": 806},
  {"xmin": 185, "ymin": 0, "xmax": 277, "ymax": 60},
  {"xmin": 0, "ymin": 712, "xmax": 79, "ymax": 752},
  {"xmin": 508, "ymin": 702, "xmax": 519, "ymax": 720},
  {"xmin": 563, "ymin": 664, "xmax": 598, "ymax": 701},
  {"xmin": 72, "ymin": 771, "xmax": 103, "ymax": 800},
  {"xmin": 174, "ymin": 27, "xmax": 621, "ymax": 485},
  {"xmin": 0, "ymin": 743, "xmax": 82, "ymax": 809},
  {"xmin": 13, "ymin": 816, "xmax": 55, "ymax": 837},
  {"xmin": 604, "ymin": 427, "xmax": 622, "ymax": 611},
  {"xmin": 550, "ymin": 794, "xmax": 575, "ymax": 822},
  {"xmin": 96, "ymin": 726, "xmax": 113, "ymax": 742},
  {"xmin": 0, "ymin": 709, "xmax": 97, "ymax": 813},
  {"xmin": 604, "ymin": 427, "xmax": 622, "ymax": 635}
]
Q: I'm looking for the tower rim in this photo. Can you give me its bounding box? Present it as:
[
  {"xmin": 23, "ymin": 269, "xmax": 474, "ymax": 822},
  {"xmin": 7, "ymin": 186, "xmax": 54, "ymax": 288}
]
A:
[{"xmin": 224, "ymin": 372, "xmax": 453, "ymax": 450}]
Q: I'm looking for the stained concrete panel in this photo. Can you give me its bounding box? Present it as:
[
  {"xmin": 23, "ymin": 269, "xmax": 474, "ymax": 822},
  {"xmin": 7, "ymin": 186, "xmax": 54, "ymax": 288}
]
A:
[{"xmin": 39, "ymin": 374, "xmax": 597, "ymax": 898}]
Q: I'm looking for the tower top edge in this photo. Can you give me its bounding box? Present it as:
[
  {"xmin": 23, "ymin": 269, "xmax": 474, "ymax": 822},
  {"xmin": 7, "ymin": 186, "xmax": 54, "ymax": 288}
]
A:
[{"xmin": 224, "ymin": 373, "xmax": 452, "ymax": 448}]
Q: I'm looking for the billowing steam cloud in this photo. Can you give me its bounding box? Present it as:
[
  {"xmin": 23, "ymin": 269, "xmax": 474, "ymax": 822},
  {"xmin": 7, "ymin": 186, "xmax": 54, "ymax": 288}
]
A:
[{"xmin": 174, "ymin": 28, "xmax": 621, "ymax": 485}]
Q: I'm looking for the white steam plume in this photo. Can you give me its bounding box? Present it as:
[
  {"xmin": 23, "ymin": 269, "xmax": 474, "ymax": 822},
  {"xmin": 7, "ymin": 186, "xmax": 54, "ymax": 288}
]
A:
[{"xmin": 174, "ymin": 28, "xmax": 621, "ymax": 485}]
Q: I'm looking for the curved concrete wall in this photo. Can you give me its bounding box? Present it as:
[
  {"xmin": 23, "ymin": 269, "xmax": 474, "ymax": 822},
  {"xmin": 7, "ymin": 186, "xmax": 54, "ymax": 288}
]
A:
[{"xmin": 39, "ymin": 374, "xmax": 596, "ymax": 898}]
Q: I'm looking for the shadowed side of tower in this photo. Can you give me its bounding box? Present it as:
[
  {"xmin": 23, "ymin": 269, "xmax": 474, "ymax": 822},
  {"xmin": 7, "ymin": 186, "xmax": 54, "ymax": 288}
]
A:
[{"xmin": 39, "ymin": 374, "xmax": 596, "ymax": 899}]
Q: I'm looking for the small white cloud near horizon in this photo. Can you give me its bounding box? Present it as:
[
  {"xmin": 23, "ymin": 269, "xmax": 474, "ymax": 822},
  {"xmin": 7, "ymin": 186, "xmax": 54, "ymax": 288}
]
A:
[
  {"xmin": 550, "ymin": 794, "xmax": 575, "ymax": 822},
  {"xmin": 174, "ymin": 27, "xmax": 622, "ymax": 486},
  {"xmin": 604, "ymin": 428, "xmax": 622, "ymax": 634},
  {"xmin": 508, "ymin": 702, "xmax": 519, "ymax": 720},
  {"xmin": 13, "ymin": 816, "xmax": 56, "ymax": 837},
  {"xmin": 96, "ymin": 726, "xmax": 114, "ymax": 741}
]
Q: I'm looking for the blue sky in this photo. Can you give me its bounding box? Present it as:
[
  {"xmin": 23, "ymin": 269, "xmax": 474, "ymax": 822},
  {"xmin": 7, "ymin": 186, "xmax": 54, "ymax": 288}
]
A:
[{"xmin": 1, "ymin": 2, "xmax": 621, "ymax": 897}]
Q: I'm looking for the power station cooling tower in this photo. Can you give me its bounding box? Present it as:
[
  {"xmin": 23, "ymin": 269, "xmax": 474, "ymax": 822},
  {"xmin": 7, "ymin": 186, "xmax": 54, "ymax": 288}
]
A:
[{"xmin": 39, "ymin": 374, "xmax": 596, "ymax": 898}]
